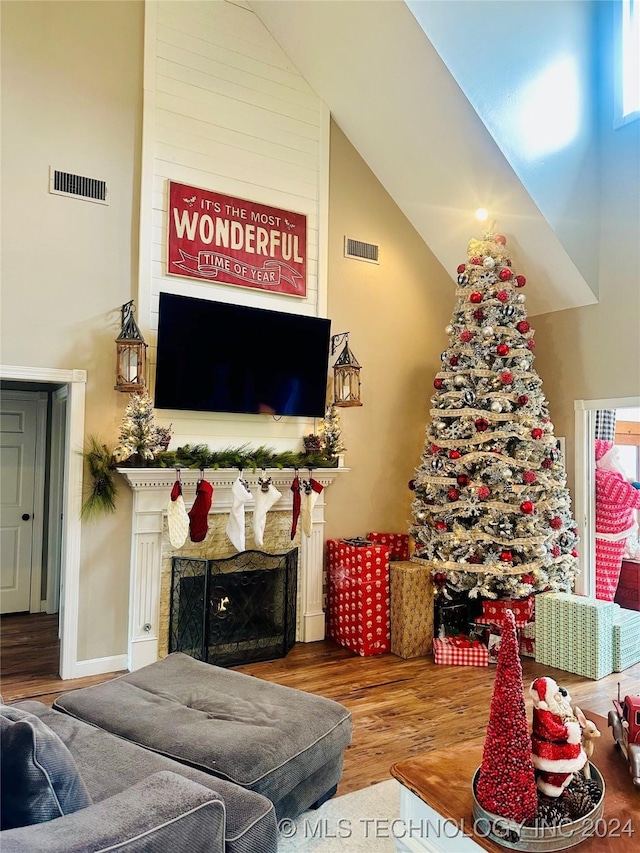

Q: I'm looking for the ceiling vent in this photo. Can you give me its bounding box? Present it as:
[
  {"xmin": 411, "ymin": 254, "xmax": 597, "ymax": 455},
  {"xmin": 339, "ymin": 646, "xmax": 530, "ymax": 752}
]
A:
[
  {"xmin": 49, "ymin": 167, "xmax": 109, "ymax": 205},
  {"xmin": 344, "ymin": 236, "xmax": 379, "ymax": 264}
]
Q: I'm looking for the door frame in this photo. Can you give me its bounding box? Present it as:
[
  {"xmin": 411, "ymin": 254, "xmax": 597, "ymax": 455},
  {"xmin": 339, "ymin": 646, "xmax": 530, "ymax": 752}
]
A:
[
  {"xmin": 0, "ymin": 365, "xmax": 86, "ymax": 679},
  {"xmin": 1, "ymin": 389, "xmax": 48, "ymax": 613},
  {"xmin": 574, "ymin": 395, "xmax": 640, "ymax": 598}
]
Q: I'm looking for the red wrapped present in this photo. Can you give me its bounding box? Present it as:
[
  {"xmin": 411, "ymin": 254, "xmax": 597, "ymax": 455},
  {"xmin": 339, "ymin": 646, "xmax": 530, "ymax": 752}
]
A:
[
  {"xmin": 433, "ymin": 637, "xmax": 489, "ymax": 667},
  {"xmin": 366, "ymin": 532, "xmax": 410, "ymax": 562},
  {"xmin": 479, "ymin": 595, "xmax": 534, "ymax": 628},
  {"xmin": 326, "ymin": 539, "xmax": 391, "ymax": 656}
]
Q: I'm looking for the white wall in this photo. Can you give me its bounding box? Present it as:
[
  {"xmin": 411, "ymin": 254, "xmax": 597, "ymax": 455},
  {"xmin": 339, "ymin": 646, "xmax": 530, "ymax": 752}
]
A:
[
  {"xmin": 407, "ymin": 0, "xmax": 601, "ymax": 296},
  {"xmin": 140, "ymin": 0, "xmax": 329, "ymax": 450}
]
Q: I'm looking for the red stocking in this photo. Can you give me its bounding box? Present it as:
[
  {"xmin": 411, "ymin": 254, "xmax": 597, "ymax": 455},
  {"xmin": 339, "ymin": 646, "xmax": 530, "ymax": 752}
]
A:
[
  {"xmin": 290, "ymin": 476, "xmax": 301, "ymax": 539},
  {"xmin": 188, "ymin": 479, "xmax": 214, "ymax": 543}
]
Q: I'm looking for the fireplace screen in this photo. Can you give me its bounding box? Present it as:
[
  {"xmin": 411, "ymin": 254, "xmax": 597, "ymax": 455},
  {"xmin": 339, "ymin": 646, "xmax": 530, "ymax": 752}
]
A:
[{"xmin": 169, "ymin": 549, "xmax": 298, "ymax": 667}]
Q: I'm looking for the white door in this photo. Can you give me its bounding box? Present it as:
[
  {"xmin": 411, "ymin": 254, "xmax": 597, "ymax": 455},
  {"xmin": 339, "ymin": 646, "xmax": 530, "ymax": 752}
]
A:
[{"xmin": 0, "ymin": 396, "xmax": 39, "ymax": 613}]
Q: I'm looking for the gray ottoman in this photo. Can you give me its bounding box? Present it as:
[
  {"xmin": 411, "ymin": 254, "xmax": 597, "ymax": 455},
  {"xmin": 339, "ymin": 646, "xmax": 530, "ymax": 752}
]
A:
[{"xmin": 54, "ymin": 652, "xmax": 352, "ymax": 820}]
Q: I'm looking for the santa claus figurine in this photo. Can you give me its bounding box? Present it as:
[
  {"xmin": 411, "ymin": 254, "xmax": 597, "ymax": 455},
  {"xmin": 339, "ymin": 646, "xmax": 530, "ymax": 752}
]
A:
[{"xmin": 530, "ymin": 676, "xmax": 587, "ymax": 797}]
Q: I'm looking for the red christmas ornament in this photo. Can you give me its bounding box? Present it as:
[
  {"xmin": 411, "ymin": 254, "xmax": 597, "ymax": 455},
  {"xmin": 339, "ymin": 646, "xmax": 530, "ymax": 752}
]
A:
[
  {"xmin": 499, "ymin": 268, "xmax": 513, "ymax": 281},
  {"xmin": 447, "ymin": 487, "xmax": 460, "ymax": 501},
  {"xmin": 434, "ymin": 378, "xmax": 444, "ymax": 389},
  {"xmin": 449, "ymin": 450, "xmax": 461, "ymax": 459},
  {"xmin": 475, "ymin": 418, "xmax": 489, "ymax": 431},
  {"xmin": 470, "ymin": 292, "xmax": 483, "ymax": 304},
  {"xmin": 542, "ymin": 457, "xmax": 553, "ymax": 469},
  {"xmin": 433, "ymin": 572, "xmax": 448, "ymax": 586},
  {"xmin": 431, "ymin": 444, "xmax": 440, "ymax": 453},
  {"xmin": 457, "ymin": 263, "xmax": 466, "ymax": 274},
  {"xmin": 516, "ymin": 320, "xmax": 530, "ymax": 334},
  {"xmin": 500, "ymin": 550, "xmax": 513, "ymax": 562},
  {"xmin": 496, "ymin": 290, "xmax": 509, "ymax": 303},
  {"xmin": 469, "ymin": 554, "xmax": 482, "ymax": 564},
  {"xmin": 531, "ymin": 428, "xmax": 544, "ymax": 439},
  {"xmin": 473, "ymin": 309, "xmax": 485, "ymax": 321},
  {"xmin": 470, "ymin": 256, "xmax": 483, "ymax": 265},
  {"xmin": 477, "ymin": 485, "xmax": 490, "ymax": 500},
  {"xmin": 551, "ymin": 545, "xmax": 561, "ymax": 558},
  {"xmin": 457, "ymin": 474, "xmax": 470, "ymax": 486},
  {"xmin": 496, "ymin": 343, "xmax": 510, "ymax": 356},
  {"xmin": 518, "ymin": 394, "xmax": 529, "ymax": 407},
  {"xmin": 571, "ymin": 549, "xmax": 579, "ymax": 558},
  {"xmin": 408, "ymin": 479, "xmax": 416, "ymax": 491},
  {"xmin": 522, "ymin": 574, "xmax": 535, "ymax": 585},
  {"xmin": 435, "ymin": 521, "xmax": 448, "ymax": 532},
  {"xmin": 500, "ymin": 371, "xmax": 514, "ymax": 385},
  {"xmin": 495, "ymin": 234, "xmax": 507, "ymax": 245},
  {"xmin": 460, "ymin": 330, "xmax": 473, "ymax": 343},
  {"xmin": 527, "ymin": 339, "xmax": 536, "ymax": 350},
  {"xmin": 515, "ymin": 275, "xmax": 527, "ymax": 287},
  {"xmin": 449, "ymin": 355, "xmax": 459, "ymax": 366},
  {"xmin": 549, "ymin": 516, "xmax": 563, "ymax": 530},
  {"xmin": 522, "ymin": 470, "xmax": 537, "ymax": 484},
  {"xmin": 520, "ymin": 500, "xmax": 535, "ymax": 514}
]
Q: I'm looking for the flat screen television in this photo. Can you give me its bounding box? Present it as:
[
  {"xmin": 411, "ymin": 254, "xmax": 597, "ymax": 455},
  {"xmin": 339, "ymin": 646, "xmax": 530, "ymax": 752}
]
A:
[{"xmin": 154, "ymin": 293, "xmax": 331, "ymax": 418}]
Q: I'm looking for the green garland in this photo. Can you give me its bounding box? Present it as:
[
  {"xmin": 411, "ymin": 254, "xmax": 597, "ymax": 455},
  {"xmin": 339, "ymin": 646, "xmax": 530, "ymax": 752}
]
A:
[{"xmin": 117, "ymin": 442, "xmax": 338, "ymax": 471}]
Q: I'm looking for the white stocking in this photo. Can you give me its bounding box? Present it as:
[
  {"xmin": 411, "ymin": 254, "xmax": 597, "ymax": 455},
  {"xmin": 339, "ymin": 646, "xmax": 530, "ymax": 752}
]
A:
[
  {"xmin": 226, "ymin": 477, "xmax": 253, "ymax": 552},
  {"xmin": 253, "ymin": 480, "xmax": 282, "ymax": 547},
  {"xmin": 300, "ymin": 478, "xmax": 324, "ymax": 537},
  {"xmin": 167, "ymin": 480, "xmax": 189, "ymax": 549}
]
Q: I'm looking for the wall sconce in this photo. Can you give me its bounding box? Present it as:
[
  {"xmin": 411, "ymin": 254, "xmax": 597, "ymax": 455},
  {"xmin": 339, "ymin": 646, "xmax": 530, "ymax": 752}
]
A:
[
  {"xmin": 331, "ymin": 332, "xmax": 362, "ymax": 407},
  {"xmin": 114, "ymin": 300, "xmax": 147, "ymax": 392}
]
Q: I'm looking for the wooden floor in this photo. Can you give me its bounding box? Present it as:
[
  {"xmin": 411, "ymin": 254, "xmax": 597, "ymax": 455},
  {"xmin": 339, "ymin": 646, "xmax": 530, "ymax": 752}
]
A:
[{"xmin": 2, "ymin": 612, "xmax": 639, "ymax": 796}]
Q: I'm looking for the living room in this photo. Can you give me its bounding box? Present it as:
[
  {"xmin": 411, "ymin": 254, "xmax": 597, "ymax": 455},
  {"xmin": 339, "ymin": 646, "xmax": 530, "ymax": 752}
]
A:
[{"xmin": 1, "ymin": 2, "xmax": 639, "ymax": 850}]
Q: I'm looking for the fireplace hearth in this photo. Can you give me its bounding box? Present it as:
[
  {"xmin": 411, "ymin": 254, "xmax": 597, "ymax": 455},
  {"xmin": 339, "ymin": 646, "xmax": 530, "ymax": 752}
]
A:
[{"xmin": 170, "ymin": 549, "xmax": 298, "ymax": 667}]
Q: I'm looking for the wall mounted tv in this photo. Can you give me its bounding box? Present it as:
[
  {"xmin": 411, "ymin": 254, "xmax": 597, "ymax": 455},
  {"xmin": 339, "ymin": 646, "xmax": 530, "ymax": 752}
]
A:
[{"xmin": 154, "ymin": 293, "xmax": 331, "ymax": 418}]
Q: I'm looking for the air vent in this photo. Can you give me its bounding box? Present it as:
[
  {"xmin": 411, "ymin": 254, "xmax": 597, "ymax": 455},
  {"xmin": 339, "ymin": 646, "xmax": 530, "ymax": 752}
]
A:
[
  {"xmin": 344, "ymin": 237, "xmax": 379, "ymax": 264},
  {"xmin": 49, "ymin": 167, "xmax": 109, "ymax": 205}
]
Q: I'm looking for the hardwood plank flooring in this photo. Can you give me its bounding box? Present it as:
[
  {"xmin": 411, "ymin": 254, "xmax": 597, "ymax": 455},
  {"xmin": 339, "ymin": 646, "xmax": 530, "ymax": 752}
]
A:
[{"xmin": 2, "ymin": 612, "xmax": 638, "ymax": 796}]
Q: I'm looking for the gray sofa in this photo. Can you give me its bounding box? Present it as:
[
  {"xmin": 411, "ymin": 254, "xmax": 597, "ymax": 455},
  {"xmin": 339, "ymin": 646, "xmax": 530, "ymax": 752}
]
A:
[{"xmin": 1, "ymin": 700, "xmax": 278, "ymax": 853}]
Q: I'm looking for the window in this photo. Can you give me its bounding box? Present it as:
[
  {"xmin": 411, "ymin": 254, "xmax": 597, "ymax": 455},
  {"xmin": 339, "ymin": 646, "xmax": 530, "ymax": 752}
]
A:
[{"xmin": 615, "ymin": 0, "xmax": 640, "ymax": 127}]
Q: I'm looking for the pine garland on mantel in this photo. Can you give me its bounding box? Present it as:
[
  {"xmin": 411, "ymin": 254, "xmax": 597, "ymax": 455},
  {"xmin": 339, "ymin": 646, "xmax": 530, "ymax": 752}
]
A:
[{"xmin": 121, "ymin": 442, "xmax": 340, "ymax": 471}]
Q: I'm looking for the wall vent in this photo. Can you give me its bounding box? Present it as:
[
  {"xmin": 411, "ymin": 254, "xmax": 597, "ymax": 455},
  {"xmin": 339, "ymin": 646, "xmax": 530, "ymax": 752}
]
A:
[
  {"xmin": 49, "ymin": 167, "xmax": 109, "ymax": 205},
  {"xmin": 344, "ymin": 236, "xmax": 379, "ymax": 264}
]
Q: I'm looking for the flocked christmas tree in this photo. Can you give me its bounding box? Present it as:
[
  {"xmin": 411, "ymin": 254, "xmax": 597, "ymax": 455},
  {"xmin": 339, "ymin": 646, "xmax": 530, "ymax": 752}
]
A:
[
  {"xmin": 409, "ymin": 228, "xmax": 580, "ymax": 600},
  {"xmin": 114, "ymin": 391, "xmax": 163, "ymax": 463},
  {"xmin": 320, "ymin": 404, "xmax": 346, "ymax": 461}
]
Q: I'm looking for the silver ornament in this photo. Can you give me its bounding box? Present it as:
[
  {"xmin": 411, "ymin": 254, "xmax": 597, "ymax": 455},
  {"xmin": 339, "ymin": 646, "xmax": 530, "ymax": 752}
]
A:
[
  {"xmin": 516, "ymin": 294, "xmax": 526, "ymax": 303},
  {"xmin": 483, "ymin": 325, "xmax": 494, "ymax": 337},
  {"xmin": 457, "ymin": 273, "xmax": 469, "ymax": 286},
  {"xmin": 518, "ymin": 359, "xmax": 530, "ymax": 371},
  {"xmin": 463, "ymin": 390, "xmax": 476, "ymax": 405},
  {"xmin": 441, "ymin": 351, "xmax": 448, "ymax": 362},
  {"xmin": 436, "ymin": 421, "xmax": 447, "ymax": 431},
  {"xmin": 453, "ymin": 375, "xmax": 465, "ymax": 388},
  {"xmin": 534, "ymin": 544, "xmax": 547, "ymax": 557},
  {"xmin": 483, "ymin": 256, "xmax": 496, "ymax": 269},
  {"xmin": 490, "ymin": 400, "xmax": 502, "ymax": 413},
  {"xmin": 445, "ymin": 324, "xmax": 454, "ymax": 335},
  {"xmin": 431, "ymin": 457, "xmax": 444, "ymax": 471},
  {"xmin": 501, "ymin": 305, "xmax": 516, "ymax": 319}
]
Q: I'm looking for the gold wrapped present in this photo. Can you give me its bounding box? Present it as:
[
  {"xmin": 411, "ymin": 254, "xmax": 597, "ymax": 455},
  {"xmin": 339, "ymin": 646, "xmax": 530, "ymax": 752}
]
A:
[{"xmin": 390, "ymin": 561, "xmax": 434, "ymax": 659}]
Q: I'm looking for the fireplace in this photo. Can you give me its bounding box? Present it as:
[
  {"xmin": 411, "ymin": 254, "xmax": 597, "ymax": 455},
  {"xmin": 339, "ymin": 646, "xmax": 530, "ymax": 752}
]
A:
[
  {"xmin": 170, "ymin": 549, "xmax": 298, "ymax": 666},
  {"xmin": 116, "ymin": 467, "xmax": 347, "ymax": 671}
]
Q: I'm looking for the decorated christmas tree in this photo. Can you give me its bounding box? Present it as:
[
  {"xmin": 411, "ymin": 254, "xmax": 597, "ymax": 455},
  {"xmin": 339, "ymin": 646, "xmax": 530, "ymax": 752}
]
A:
[
  {"xmin": 409, "ymin": 229, "xmax": 579, "ymax": 600},
  {"xmin": 320, "ymin": 404, "xmax": 346, "ymax": 461},
  {"xmin": 475, "ymin": 609, "xmax": 538, "ymax": 823},
  {"xmin": 114, "ymin": 391, "xmax": 163, "ymax": 463}
]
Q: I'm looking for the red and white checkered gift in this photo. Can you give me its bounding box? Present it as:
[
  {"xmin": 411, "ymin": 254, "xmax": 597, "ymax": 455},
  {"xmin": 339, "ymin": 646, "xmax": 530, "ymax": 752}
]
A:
[
  {"xmin": 433, "ymin": 638, "xmax": 489, "ymax": 667},
  {"xmin": 478, "ymin": 595, "xmax": 535, "ymax": 628},
  {"xmin": 326, "ymin": 539, "xmax": 391, "ymax": 656},
  {"xmin": 366, "ymin": 532, "xmax": 410, "ymax": 562}
]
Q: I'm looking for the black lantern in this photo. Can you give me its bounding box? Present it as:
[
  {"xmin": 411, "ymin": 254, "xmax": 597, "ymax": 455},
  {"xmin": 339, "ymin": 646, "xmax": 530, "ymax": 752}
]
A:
[
  {"xmin": 331, "ymin": 332, "xmax": 362, "ymax": 407},
  {"xmin": 115, "ymin": 300, "xmax": 147, "ymax": 392}
]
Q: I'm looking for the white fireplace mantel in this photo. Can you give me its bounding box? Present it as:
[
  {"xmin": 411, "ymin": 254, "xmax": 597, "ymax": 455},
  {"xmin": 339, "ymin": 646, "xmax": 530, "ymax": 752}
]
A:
[{"xmin": 117, "ymin": 467, "xmax": 348, "ymax": 671}]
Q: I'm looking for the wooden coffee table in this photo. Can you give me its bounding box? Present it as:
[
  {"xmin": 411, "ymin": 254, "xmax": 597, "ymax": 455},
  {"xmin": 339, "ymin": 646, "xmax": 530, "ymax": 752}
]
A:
[{"xmin": 390, "ymin": 713, "xmax": 637, "ymax": 852}]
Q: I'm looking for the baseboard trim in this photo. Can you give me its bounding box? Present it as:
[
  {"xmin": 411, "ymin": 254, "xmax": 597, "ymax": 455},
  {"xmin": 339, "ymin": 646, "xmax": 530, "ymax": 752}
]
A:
[{"xmin": 73, "ymin": 654, "xmax": 128, "ymax": 679}]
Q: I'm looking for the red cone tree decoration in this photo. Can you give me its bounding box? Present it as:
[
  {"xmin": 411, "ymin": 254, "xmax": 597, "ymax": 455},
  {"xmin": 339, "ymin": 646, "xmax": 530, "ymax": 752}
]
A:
[{"xmin": 475, "ymin": 609, "xmax": 538, "ymax": 823}]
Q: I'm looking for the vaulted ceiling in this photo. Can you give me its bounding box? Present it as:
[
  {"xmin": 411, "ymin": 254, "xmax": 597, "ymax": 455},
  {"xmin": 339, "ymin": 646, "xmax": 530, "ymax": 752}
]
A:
[{"xmin": 250, "ymin": 0, "xmax": 599, "ymax": 317}]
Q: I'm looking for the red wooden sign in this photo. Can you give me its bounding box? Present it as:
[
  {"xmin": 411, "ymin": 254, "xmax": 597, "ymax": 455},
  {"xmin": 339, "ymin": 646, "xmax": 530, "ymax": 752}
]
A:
[{"xmin": 167, "ymin": 181, "xmax": 307, "ymax": 297}]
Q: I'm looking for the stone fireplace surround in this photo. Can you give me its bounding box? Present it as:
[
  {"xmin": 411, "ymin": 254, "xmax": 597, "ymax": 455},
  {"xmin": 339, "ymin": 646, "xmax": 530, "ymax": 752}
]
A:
[{"xmin": 117, "ymin": 467, "xmax": 347, "ymax": 672}]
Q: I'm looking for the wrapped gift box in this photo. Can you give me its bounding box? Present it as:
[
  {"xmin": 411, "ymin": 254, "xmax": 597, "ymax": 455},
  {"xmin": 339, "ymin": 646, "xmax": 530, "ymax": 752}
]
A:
[
  {"xmin": 519, "ymin": 622, "xmax": 536, "ymax": 658},
  {"xmin": 326, "ymin": 539, "xmax": 391, "ymax": 656},
  {"xmin": 612, "ymin": 607, "xmax": 640, "ymax": 672},
  {"xmin": 390, "ymin": 561, "xmax": 434, "ymax": 659},
  {"xmin": 433, "ymin": 637, "xmax": 488, "ymax": 667},
  {"xmin": 435, "ymin": 601, "xmax": 469, "ymax": 635},
  {"xmin": 366, "ymin": 532, "xmax": 410, "ymax": 562},
  {"xmin": 535, "ymin": 593, "xmax": 616, "ymax": 680},
  {"xmin": 479, "ymin": 595, "xmax": 534, "ymax": 627}
]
